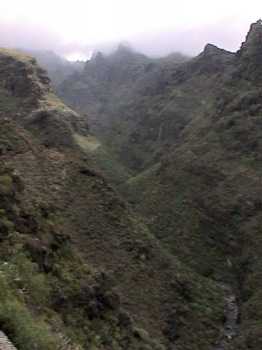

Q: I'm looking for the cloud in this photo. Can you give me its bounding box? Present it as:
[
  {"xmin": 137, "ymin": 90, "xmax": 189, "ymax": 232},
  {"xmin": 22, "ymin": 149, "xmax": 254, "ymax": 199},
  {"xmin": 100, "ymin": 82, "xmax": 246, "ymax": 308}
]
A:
[
  {"xmin": 0, "ymin": 0, "xmax": 260, "ymax": 57},
  {"xmin": 0, "ymin": 19, "xmax": 62, "ymax": 51}
]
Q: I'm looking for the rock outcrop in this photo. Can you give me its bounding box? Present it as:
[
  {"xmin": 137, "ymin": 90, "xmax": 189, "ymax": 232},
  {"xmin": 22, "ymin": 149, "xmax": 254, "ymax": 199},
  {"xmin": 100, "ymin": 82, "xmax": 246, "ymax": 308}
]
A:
[{"xmin": 237, "ymin": 19, "xmax": 262, "ymax": 81}]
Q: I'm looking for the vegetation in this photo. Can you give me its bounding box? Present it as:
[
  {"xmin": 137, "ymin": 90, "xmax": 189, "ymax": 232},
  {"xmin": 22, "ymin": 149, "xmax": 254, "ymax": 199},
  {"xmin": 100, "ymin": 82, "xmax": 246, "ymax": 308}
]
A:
[
  {"xmin": 0, "ymin": 46, "xmax": 229, "ymax": 350},
  {"xmin": 58, "ymin": 46, "xmax": 191, "ymax": 171},
  {"xmin": 1, "ymin": 19, "xmax": 262, "ymax": 350},
  {"xmin": 56, "ymin": 20, "xmax": 262, "ymax": 349}
]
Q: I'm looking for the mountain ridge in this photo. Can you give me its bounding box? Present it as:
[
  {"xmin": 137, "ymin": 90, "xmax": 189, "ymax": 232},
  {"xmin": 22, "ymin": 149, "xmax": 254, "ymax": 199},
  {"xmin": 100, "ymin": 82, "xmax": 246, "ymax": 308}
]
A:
[
  {"xmin": 0, "ymin": 47, "xmax": 228, "ymax": 350},
  {"xmin": 56, "ymin": 20, "xmax": 262, "ymax": 349}
]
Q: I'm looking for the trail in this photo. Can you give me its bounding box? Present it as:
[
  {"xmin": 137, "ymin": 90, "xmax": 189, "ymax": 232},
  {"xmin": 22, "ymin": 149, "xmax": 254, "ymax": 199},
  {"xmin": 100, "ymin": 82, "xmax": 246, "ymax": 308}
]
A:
[{"xmin": 213, "ymin": 285, "xmax": 239, "ymax": 350}]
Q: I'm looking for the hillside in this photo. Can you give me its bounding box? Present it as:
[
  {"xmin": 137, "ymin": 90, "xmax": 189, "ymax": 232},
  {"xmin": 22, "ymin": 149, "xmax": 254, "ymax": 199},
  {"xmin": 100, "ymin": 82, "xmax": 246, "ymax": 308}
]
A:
[
  {"xmin": 0, "ymin": 48, "xmax": 228, "ymax": 350},
  {"xmin": 23, "ymin": 49, "xmax": 84, "ymax": 87},
  {"xmin": 58, "ymin": 45, "xmax": 190, "ymax": 171},
  {"xmin": 56, "ymin": 20, "xmax": 262, "ymax": 349},
  {"xmin": 123, "ymin": 20, "xmax": 262, "ymax": 349}
]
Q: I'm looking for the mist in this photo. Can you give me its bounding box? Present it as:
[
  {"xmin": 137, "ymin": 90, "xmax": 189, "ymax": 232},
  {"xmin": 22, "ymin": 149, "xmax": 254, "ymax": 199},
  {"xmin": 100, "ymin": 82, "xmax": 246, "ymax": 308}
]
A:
[{"xmin": 0, "ymin": 0, "xmax": 261, "ymax": 60}]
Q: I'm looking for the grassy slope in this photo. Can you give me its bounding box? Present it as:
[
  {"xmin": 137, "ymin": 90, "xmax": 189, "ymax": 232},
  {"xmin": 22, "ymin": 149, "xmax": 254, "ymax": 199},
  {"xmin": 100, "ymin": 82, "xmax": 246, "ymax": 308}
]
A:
[
  {"xmin": 0, "ymin": 49, "xmax": 227, "ymax": 350},
  {"xmin": 74, "ymin": 133, "xmax": 131, "ymax": 185}
]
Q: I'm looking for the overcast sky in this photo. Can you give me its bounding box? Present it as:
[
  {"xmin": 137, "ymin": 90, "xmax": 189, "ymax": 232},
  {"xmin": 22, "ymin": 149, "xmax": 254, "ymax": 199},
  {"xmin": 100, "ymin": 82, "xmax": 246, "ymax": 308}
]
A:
[{"xmin": 0, "ymin": 0, "xmax": 261, "ymax": 59}]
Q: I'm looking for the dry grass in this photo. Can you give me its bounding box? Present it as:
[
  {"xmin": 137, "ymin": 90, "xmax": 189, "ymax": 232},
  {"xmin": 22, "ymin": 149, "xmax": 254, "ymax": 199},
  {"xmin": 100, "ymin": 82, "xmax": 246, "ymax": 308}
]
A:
[
  {"xmin": 74, "ymin": 133, "xmax": 101, "ymax": 152},
  {"xmin": 0, "ymin": 48, "xmax": 34, "ymax": 63}
]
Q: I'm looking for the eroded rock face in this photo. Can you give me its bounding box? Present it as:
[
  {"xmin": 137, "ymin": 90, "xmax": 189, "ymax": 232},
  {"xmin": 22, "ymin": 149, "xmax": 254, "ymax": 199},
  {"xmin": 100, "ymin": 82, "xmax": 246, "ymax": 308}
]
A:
[
  {"xmin": 0, "ymin": 49, "xmax": 51, "ymax": 111},
  {"xmin": 239, "ymin": 20, "xmax": 262, "ymax": 55},
  {"xmin": 237, "ymin": 20, "xmax": 262, "ymax": 81},
  {"xmin": 0, "ymin": 49, "xmax": 89, "ymax": 151}
]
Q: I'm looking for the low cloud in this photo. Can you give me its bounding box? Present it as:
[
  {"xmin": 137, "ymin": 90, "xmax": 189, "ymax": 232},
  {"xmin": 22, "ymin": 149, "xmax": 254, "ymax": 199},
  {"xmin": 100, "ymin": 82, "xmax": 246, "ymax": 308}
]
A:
[{"xmin": 0, "ymin": 2, "xmax": 258, "ymax": 60}]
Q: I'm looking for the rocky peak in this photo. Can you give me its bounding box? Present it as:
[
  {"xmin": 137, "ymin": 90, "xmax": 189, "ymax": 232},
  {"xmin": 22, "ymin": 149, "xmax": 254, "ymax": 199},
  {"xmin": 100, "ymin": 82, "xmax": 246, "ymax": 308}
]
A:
[
  {"xmin": 185, "ymin": 43, "xmax": 234, "ymax": 76},
  {"xmin": 84, "ymin": 51, "xmax": 109, "ymax": 80},
  {"xmin": 0, "ymin": 48, "xmax": 88, "ymax": 148},
  {"xmin": 203, "ymin": 43, "xmax": 222, "ymax": 56},
  {"xmin": 0, "ymin": 48, "xmax": 51, "ymax": 106},
  {"xmin": 201, "ymin": 43, "xmax": 233, "ymax": 60},
  {"xmin": 115, "ymin": 43, "xmax": 134, "ymax": 55},
  {"xmin": 236, "ymin": 20, "xmax": 262, "ymax": 81},
  {"xmin": 90, "ymin": 51, "xmax": 106, "ymax": 64},
  {"xmin": 110, "ymin": 44, "xmax": 147, "ymax": 66},
  {"xmin": 239, "ymin": 19, "xmax": 262, "ymax": 53}
]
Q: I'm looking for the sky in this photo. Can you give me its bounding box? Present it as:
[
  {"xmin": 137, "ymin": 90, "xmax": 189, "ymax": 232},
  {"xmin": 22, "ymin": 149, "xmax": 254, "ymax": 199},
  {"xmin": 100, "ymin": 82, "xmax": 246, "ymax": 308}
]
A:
[{"xmin": 0, "ymin": 0, "xmax": 261, "ymax": 60}]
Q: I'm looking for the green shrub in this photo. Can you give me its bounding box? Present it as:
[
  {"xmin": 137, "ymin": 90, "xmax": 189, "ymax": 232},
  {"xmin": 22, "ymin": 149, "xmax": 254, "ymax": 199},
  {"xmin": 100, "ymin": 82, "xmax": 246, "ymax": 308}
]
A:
[
  {"xmin": 0, "ymin": 174, "xmax": 13, "ymax": 195},
  {"xmin": 0, "ymin": 274, "xmax": 61, "ymax": 350}
]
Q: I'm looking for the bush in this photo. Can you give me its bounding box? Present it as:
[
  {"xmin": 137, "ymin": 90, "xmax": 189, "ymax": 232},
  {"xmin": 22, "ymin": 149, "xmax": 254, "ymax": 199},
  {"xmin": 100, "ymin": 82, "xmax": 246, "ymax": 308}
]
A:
[{"xmin": 0, "ymin": 274, "xmax": 61, "ymax": 350}]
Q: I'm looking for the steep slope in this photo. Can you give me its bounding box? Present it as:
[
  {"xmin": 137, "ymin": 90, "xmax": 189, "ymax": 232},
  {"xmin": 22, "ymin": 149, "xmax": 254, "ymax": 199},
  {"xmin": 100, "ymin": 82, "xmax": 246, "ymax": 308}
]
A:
[
  {"xmin": 23, "ymin": 49, "xmax": 84, "ymax": 87},
  {"xmin": 58, "ymin": 45, "xmax": 190, "ymax": 171},
  {"xmin": 125, "ymin": 21, "xmax": 262, "ymax": 349},
  {"xmin": 0, "ymin": 49, "xmax": 227, "ymax": 350}
]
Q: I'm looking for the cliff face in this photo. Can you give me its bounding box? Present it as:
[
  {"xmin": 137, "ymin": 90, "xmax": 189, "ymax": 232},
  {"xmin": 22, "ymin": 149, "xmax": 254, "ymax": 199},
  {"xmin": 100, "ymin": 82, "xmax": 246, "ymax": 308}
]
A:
[
  {"xmin": 237, "ymin": 19, "xmax": 262, "ymax": 81},
  {"xmin": 0, "ymin": 49, "xmax": 227, "ymax": 350},
  {"xmin": 0, "ymin": 49, "xmax": 50, "ymax": 113}
]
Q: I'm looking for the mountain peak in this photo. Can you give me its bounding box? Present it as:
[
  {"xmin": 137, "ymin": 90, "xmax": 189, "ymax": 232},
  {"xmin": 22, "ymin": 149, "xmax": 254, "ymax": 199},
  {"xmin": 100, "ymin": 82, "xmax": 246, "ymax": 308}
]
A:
[
  {"xmin": 239, "ymin": 20, "xmax": 262, "ymax": 54},
  {"xmin": 116, "ymin": 42, "xmax": 133, "ymax": 53},
  {"xmin": 246, "ymin": 19, "xmax": 262, "ymax": 39},
  {"xmin": 203, "ymin": 43, "xmax": 221, "ymax": 54},
  {"xmin": 112, "ymin": 43, "xmax": 140, "ymax": 60},
  {"xmin": 237, "ymin": 20, "xmax": 262, "ymax": 80},
  {"xmin": 90, "ymin": 51, "xmax": 106, "ymax": 64}
]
